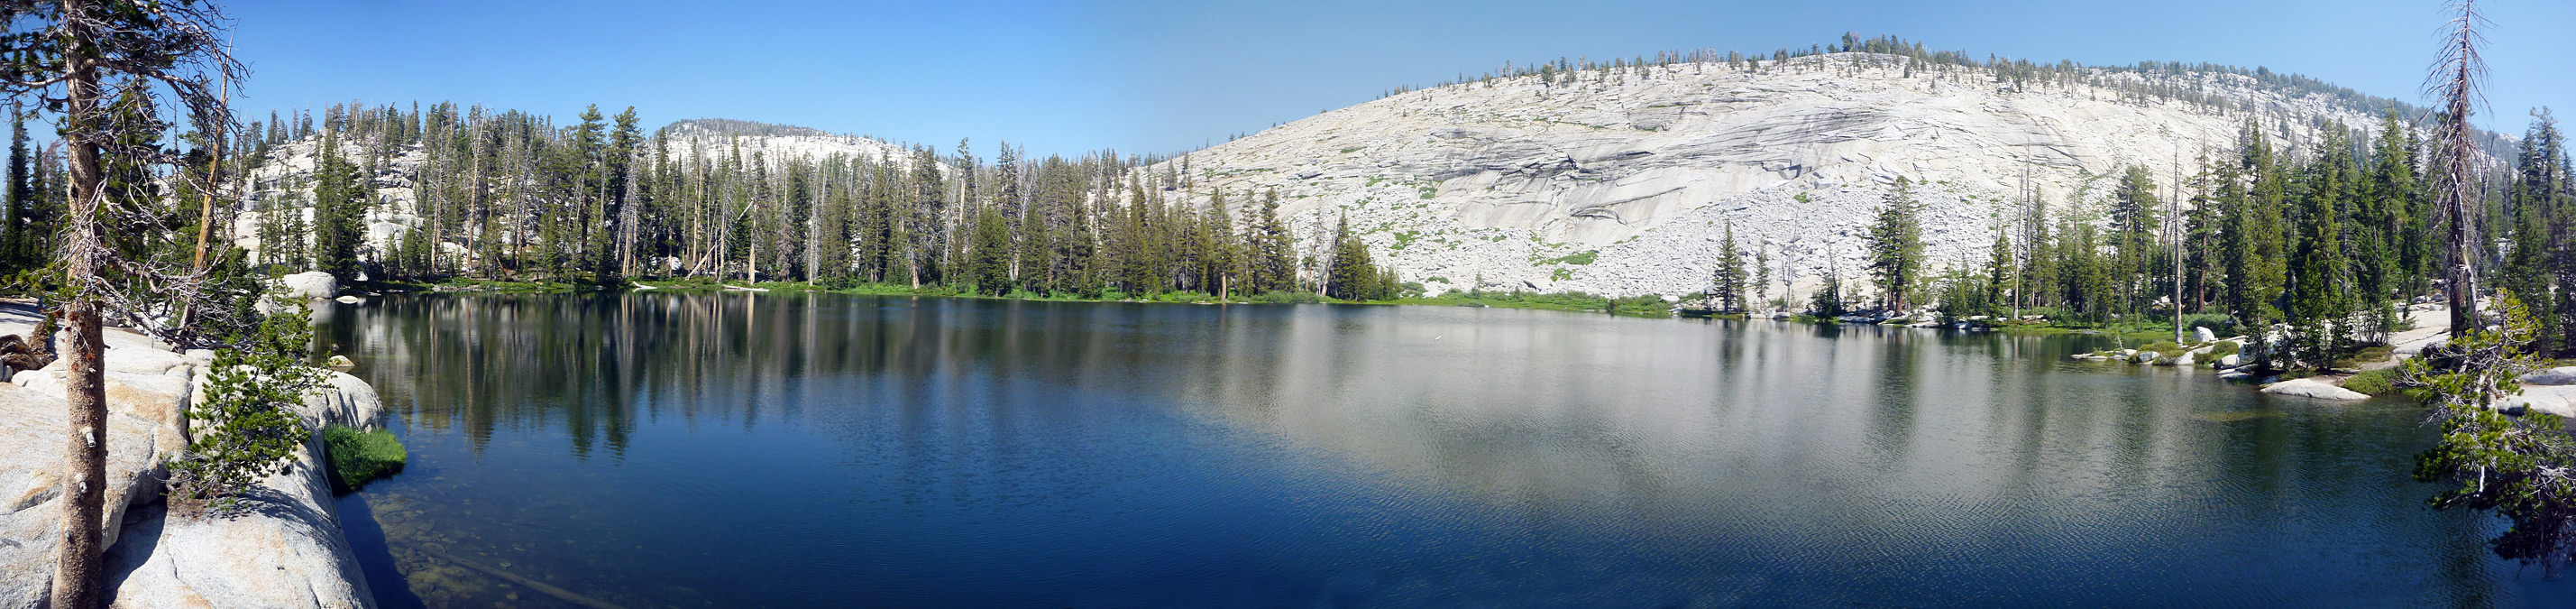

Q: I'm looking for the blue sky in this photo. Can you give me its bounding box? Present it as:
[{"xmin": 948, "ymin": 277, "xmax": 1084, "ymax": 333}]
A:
[{"xmin": 231, "ymin": 0, "xmax": 2572, "ymax": 157}]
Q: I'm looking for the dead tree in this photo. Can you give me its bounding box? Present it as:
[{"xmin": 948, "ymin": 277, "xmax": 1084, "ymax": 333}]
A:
[{"xmin": 2428, "ymin": 0, "xmax": 2488, "ymax": 336}]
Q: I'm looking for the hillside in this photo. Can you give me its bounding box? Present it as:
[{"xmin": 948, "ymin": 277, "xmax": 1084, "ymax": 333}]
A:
[
  {"xmin": 1157, "ymin": 51, "xmax": 2426, "ymax": 299},
  {"xmin": 231, "ymin": 50, "xmax": 2462, "ymax": 302}
]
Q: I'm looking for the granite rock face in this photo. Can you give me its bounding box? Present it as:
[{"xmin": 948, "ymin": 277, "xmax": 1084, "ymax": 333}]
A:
[
  {"xmin": 0, "ymin": 307, "xmax": 385, "ymax": 608},
  {"xmin": 2260, "ymin": 378, "xmax": 2370, "ymax": 401},
  {"xmin": 1147, "ymin": 53, "xmax": 2411, "ymax": 299},
  {"xmin": 237, "ymin": 52, "xmax": 2421, "ymax": 301},
  {"xmin": 279, "ymin": 272, "xmax": 339, "ymax": 300},
  {"xmin": 0, "ymin": 323, "xmax": 200, "ymax": 608}
]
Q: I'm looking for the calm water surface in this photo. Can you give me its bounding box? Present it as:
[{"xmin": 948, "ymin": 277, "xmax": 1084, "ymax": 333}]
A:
[{"xmin": 312, "ymin": 292, "xmax": 2574, "ymax": 608}]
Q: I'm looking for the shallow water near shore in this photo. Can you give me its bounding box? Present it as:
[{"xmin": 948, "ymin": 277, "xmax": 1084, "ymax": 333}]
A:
[{"xmin": 314, "ymin": 291, "xmax": 2575, "ymax": 607}]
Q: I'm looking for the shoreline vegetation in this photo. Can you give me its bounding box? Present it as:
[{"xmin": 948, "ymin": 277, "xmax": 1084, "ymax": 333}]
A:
[{"xmin": 360, "ymin": 274, "xmax": 2269, "ymax": 341}]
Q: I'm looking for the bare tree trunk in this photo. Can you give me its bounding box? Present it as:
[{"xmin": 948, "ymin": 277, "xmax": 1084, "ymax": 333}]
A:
[
  {"xmin": 51, "ymin": 0, "xmax": 106, "ymax": 603},
  {"xmin": 2434, "ymin": 0, "xmax": 2486, "ymax": 337}
]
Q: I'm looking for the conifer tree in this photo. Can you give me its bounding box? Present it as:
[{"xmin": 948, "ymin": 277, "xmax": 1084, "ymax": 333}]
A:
[
  {"xmin": 310, "ymin": 130, "xmax": 369, "ymax": 281},
  {"xmin": 2287, "ymin": 128, "xmax": 2358, "ymax": 369},
  {"xmin": 1249, "ymin": 189, "xmax": 1296, "ymax": 294},
  {"xmin": 967, "ymin": 206, "xmax": 1013, "ymax": 295},
  {"xmin": 1710, "ymin": 221, "xmax": 1746, "ymax": 312},
  {"xmin": 2109, "ymin": 165, "xmax": 2160, "ymax": 315},
  {"xmin": 1753, "ymin": 242, "xmax": 1773, "ymax": 309},
  {"xmin": 2221, "ymin": 121, "xmax": 2289, "ymax": 330},
  {"xmin": 1866, "ymin": 178, "xmax": 1925, "ymax": 313},
  {"xmin": 1325, "ymin": 215, "xmax": 1383, "ymax": 300},
  {"xmin": 1985, "ymin": 228, "xmax": 2015, "ymax": 315}
]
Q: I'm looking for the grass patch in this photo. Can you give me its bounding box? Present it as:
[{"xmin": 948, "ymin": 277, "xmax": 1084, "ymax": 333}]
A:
[
  {"xmin": 323, "ymin": 426, "xmax": 406, "ymax": 493},
  {"xmin": 1395, "ymin": 291, "xmax": 1673, "ymax": 318},
  {"xmin": 2333, "ymin": 346, "xmax": 2396, "ymax": 369},
  {"xmin": 1535, "ymin": 251, "xmax": 1599, "ymax": 266},
  {"xmin": 2341, "ymin": 368, "xmax": 2399, "ymax": 396}
]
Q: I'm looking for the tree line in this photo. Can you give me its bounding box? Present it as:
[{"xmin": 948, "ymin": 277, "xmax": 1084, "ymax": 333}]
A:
[
  {"xmin": 4, "ymin": 102, "xmax": 1407, "ymax": 302},
  {"xmin": 1700, "ymin": 106, "xmax": 2564, "ymax": 376}
]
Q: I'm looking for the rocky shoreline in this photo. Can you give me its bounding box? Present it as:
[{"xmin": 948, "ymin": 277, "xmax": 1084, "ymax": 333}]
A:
[{"xmin": 0, "ymin": 298, "xmax": 382, "ymax": 609}]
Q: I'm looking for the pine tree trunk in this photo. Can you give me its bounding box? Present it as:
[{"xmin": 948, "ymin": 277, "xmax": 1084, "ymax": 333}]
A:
[{"xmin": 51, "ymin": 0, "xmax": 108, "ymax": 602}]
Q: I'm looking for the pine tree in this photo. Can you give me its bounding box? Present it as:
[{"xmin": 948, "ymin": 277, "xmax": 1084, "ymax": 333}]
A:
[
  {"xmin": 955, "ymin": 204, "xmax": 1004, "ymax": 295},
  {"xmin": 310, "ymin": 130, "xmax": 369, "ymax": 281},
  {"xmin": 1249, "ymin": 189, "xmax": 1296, "ymax": 294},
  {"xmin": 2287, "ymin": 128, "xmax": 2358, "ymax": 370},
  {"xmin": 1866, "ymin": 178, "xmax": 1925, "ymax": 313},
  {"xmin": 1710, "ymin": 221, "xmax": 1746, "ymax": 312},
  {"xmin": 2109, "ymin": 165, "xmax": 2160, "ymax": 316},
  {"xmin": 1985, "ymin": 228, "xmax": 2015, "ymax": 315},
  {"xmin": 2, "ymin": 110, "xmax": 35, "ymax": 272},
  {"xmin": 2504, "ymin": 111, "xmax": 2571, "ymax": 355},
  {"xmin": 2221, "ymin": 121, "xmax": 2289, "ymax": 330},
  {"xmin": 2374, "ymin": 108, "xmax": 2430, "ymax": 304},
  {"xmin": 1753, "ymin": 242, "xmax": 1773, "ymax": 310}
]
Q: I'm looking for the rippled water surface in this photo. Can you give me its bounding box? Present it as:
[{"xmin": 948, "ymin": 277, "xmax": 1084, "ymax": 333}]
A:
[{"xmin": 314, "ymin": 292, "xmax": 2575, "ymax": 607}]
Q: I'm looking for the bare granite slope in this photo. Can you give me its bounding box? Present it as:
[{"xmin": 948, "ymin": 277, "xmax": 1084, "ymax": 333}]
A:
[{"xmin": 1159, "ymin": 52, "xmax": 2405, "ymax": 299}]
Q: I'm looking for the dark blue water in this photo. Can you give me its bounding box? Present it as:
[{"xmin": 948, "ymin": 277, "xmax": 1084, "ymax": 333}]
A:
[{"xmin": 314, "ymin": 292, "xmax": 2575, "ymax": 607}]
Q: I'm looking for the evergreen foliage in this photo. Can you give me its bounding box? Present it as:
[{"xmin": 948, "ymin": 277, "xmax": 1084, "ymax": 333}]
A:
[
  {"xmin": 1866, "ymin": 178, "xmax": 1924, "ymax": 313},
  {"xmin": 165, "ymin": 298, "xmax": 324, "ymax": 514},
  {"xmin": 1706, "ymin": 222, "xmax": 1747, "ymax": 313}
]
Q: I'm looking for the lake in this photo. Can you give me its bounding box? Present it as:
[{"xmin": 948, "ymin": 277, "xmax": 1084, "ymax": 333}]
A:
[{"xmin": 313, "ymin": 291, "xmax": 2573, "ymax": 607}]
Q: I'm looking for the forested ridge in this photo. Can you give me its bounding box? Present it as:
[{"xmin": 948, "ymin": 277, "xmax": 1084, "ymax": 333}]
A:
[{"xmin": 0, "ymin": 33, "xmax": 2546, "ymax": 337}]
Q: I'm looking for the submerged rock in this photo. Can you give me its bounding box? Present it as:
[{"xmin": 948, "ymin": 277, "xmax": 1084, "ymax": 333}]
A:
[{"xmin": 2260, "ymin": 378, "xmax": 2370, "ymax": 401}]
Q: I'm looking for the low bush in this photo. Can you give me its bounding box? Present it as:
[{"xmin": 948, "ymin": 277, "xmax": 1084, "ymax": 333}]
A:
[
  {"xmin": 2342, "ymin": 368, "xmax": 2399, "ymax": 396},
  {"xmin": 323, "ymin": 426, "xmax": 408, "ymax": 493}
]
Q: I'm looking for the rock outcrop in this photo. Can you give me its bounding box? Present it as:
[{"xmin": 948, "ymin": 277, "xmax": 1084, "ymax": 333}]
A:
[
  {"xmin": 233, "ymin": 52, "xmax": 2442, "ymax": 300},
  {"xmin": 1144, "ymin": 53, "xmax": 2416, "ymax": 298},
  {"xmin": 0, "ymin": 302, "xmax": 381, "ymax": 609},
  {"xmin": 2502, "ymin": 385, "xmax": 2576, "ymax": 418},
  {"xmin": 96, "ymin": 367, "xmax": 386, "ymax": 609},
  {"xmin": 2260, "ymin": 378, "xmax": 2370, "ymax": 401},
  {"xmin": 0, "ymin": 383, "xmax": 184, "ymax": 607},
  {"xmin": 2523, "ymin": 366, "xmax": 2576, "ymax": 387},
  {"xmin": 280, "ymin": 272, "xmax": 339, "ymax": 300},
  {"xmin": 0, "ymin": 325, "xmax": 200, "ymax": 608}
]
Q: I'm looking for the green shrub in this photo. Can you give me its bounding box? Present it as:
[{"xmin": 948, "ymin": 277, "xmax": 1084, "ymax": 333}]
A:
[
  {"xmin": 2208, "ymin": 341, "xmax": 2242, "ymax": 356},
  {"xmin": 2342, "ymin": 368, "xmax": 2398, "ymax": 396},
  {"xmin": 167, "ymin": 297, "xmax": 325, "ymax": 514},
  {"xmin": 2138, "ymin": 341, "xmax": 2183, "ymax": 358},
  {"xmin": 323, "ymin": 426, "xmax": 408, "ymax": 493}
]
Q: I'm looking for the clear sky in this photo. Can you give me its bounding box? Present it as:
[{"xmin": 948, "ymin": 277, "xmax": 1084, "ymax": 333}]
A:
[{"xmin": 230, "ymin": 0, "xmax": 2572, "ymax": 157}]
